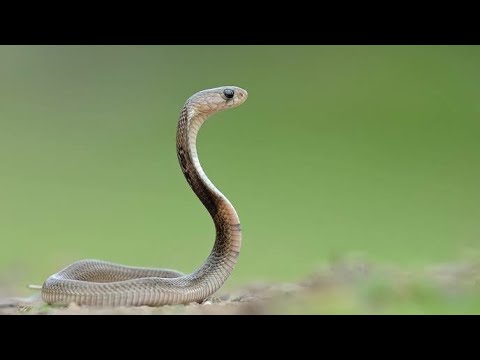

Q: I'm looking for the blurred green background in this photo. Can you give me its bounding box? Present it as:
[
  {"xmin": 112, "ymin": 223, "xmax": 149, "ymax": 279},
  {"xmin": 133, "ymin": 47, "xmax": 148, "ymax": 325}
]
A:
[{"xmin": 1, "ymin": 46, "xmax": 479, "ymax": 293}]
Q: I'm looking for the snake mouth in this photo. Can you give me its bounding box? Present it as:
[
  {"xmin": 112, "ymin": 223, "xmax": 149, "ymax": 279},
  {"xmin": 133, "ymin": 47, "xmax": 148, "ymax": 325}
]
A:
[
  {"xmin": 236, "ymin": 88, "xmax": 248, "ymax": 102},
  {"xmin": 230, "ymin": 88, "xmax": 248, "ymax": 107},
  {"xmin": 238, "ymin": 88, "xmax": 248, "ymax": 99}
]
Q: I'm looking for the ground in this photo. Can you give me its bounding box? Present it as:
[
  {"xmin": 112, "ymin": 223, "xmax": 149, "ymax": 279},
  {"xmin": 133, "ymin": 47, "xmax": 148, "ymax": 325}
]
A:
[{"xmin": 1, "ymin": 257, "xmax": 479, "ymax": 315}]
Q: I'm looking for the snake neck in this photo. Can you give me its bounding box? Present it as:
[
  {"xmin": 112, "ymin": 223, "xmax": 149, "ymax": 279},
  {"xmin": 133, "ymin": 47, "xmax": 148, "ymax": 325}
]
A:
[{"xmin": 176, "ymin": 105, "xmax": 242, "ymax": 281}]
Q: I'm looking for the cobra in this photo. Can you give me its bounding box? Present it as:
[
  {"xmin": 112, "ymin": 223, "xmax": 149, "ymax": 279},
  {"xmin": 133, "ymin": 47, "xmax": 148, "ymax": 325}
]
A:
[{"xmin": 40, "ymin": 86, "xmax": 248, "ymax": 306}]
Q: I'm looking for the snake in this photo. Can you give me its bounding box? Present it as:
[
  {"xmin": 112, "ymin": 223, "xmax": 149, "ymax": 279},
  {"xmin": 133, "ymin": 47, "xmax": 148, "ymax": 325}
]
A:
[{"xmin": 40, "ymin": 86, "xmax": 248, "ymax": 307}]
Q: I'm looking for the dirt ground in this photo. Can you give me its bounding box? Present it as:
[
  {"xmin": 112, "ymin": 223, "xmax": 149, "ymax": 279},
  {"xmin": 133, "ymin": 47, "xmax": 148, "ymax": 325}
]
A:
[
  {"xmin": 1, "ymin": 257, "xmax": 479, "ymax": 315},
  {"xmin": 0, "ymin": 282, "xmax": 298, "ymax": 315}
]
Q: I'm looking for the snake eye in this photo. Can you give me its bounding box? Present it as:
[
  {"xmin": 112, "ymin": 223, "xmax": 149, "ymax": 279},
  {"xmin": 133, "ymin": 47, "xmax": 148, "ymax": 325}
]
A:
[{"xmin": 223, "ymin": 89, "xmax": 234, "ymax": 99}]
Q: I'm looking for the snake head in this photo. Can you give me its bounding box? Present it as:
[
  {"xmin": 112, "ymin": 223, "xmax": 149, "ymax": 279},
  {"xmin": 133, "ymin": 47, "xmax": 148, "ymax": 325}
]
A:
[{"xmin": 187, "ymin": 86, "xmax": 248, "ymax": 115}]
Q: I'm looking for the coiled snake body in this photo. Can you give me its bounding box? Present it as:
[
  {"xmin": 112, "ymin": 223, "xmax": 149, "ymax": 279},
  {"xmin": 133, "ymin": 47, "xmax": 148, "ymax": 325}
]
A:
[{"xmin": 41, "ymin": 86, "xmax": 248, "ymax": 307}]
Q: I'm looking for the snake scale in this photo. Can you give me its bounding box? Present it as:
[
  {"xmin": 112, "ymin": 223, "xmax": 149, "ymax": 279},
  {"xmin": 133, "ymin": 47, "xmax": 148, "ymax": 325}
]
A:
[{"xmin": 41, "ymin": 86, "xmax": 248, "ymax": 307}]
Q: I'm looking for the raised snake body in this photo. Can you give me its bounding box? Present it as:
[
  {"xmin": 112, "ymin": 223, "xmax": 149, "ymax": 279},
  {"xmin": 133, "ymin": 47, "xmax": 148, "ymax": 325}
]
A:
[{"xmin": 41, "ymin": 86, "xmax": 248, "ymax": 306}]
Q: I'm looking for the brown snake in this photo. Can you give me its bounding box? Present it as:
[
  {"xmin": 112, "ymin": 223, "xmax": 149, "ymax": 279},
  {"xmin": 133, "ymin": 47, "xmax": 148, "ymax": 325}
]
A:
[{"xmin": 40, "ymin": 86, "xmax": 248, "ymax": 307}]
